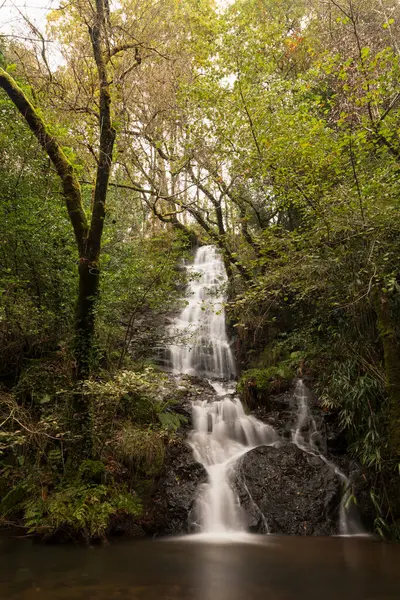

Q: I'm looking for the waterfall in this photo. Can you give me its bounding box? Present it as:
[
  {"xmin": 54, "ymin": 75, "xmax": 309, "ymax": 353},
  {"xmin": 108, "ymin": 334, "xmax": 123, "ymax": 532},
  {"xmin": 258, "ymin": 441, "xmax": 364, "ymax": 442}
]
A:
[
  {"xmin": 292, "ymin": 381, "xmax": 365, "ymax": 536},
  {"xmin": 189, "ymin": 382, "xmax": 278, "ymax": 534},
  {"xmin": 168, "ymin": 245, "xmax": 364, "ymax": 538},
  {"xmin": 168, "ymin": 245, "xmax": 278, "ymax": 536},
  {"xmin": 168, "ymin": 245, "xmax": 236, "ymax": 379}
]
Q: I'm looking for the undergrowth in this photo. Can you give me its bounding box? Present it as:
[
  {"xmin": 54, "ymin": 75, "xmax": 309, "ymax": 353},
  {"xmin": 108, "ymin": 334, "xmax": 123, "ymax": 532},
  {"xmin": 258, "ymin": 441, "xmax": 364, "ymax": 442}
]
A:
[
  {"xmin": 0, "ymin": 365, "xmax": 187, "ymax": 541},
  {"xmin": 243, "ymin": 323, "xmax": 400, "ymax": 540}
]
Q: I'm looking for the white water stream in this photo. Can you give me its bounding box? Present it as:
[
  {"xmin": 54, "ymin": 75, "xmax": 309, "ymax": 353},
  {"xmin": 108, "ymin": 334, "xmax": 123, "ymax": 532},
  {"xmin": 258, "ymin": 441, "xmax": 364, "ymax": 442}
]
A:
[
  {"xmin": 168, "ymin": 245, "xmax": 277, "ymax": 535},
  {"xmin": 168, "ymin": 245, "xmax": 236, "ymax": 379},
  {"xmin": 292, "ymin": 381, "xmax": 364, "ymax": 536},
  {"xmin": 190, "ymin": 382, "xmax": 278, "ymax": 534},
  {"xmin": 168, "ymin": 245, "xmax": 361, "ymax": 537}
]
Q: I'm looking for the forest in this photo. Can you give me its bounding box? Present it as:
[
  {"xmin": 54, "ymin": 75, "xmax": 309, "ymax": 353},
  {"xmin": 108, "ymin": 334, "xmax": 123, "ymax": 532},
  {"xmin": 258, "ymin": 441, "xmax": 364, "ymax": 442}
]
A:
[{"xmin": 0, "ymin": 0, "xmax": 399, "ymax": 542}]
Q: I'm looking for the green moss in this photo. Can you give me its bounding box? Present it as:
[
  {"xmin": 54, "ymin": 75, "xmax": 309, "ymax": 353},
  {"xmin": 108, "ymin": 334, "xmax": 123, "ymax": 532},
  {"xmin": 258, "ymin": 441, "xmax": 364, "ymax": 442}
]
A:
[{"xmin": 238, "ymin": 365, "xmax": 293, "ymax": 396}]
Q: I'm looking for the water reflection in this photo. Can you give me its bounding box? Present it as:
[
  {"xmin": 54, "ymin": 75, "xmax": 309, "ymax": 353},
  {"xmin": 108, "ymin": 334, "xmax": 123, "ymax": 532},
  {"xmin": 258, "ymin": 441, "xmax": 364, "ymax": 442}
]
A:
[{"xmin": 1, "ymin": 536, "xmax": 399, "ymax": 600}]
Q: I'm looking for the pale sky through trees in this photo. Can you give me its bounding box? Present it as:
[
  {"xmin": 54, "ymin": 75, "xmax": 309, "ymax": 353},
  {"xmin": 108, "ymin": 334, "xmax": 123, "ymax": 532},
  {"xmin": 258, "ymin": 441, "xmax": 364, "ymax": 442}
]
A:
[
  {"xmin": 0, "ymin": 0, "xmax": 234, "ymax": 69},
  {"xmin": 0, "ymin": 0, "xmax": 235, "ymax": 68},
  {"xmin": 0, "ymin": 0, "xmax": 58, "ymax": 35},
  {"xmin": 1, "ymin": 0, "xmax": 62, "ymax": 69},
  {"xmin": 1, "ymin": 0, "xmax": 235, "ymax": 37}
]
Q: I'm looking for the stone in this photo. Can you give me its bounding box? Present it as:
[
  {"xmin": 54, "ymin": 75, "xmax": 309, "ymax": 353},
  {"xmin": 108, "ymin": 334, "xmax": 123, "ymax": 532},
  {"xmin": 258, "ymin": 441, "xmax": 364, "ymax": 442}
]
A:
[
  {"xmin": 234, "ymin": 444, "xmax": 342, "ymax": 535},
  {"xmin": 142, "ymin": 438, "xmax": 206, "ymax": 536}
]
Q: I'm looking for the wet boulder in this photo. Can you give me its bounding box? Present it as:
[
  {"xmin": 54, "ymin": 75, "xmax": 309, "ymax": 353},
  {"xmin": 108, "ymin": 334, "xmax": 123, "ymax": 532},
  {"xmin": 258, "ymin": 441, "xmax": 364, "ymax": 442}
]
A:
[
  {"xmin": 235, "ymin": 444, "xmax": 342, "ymax": 535},
  {"xmin": 142, "ymin": 438, "xmax": 206, "ymax": 536}
]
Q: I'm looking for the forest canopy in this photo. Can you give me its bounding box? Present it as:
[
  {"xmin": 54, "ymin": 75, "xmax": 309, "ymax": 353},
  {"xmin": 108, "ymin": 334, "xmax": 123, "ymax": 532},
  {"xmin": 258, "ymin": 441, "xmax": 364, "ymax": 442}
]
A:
[{"xmin": 0, "ymin": 0, "xmax": 399, "ymax": 540}]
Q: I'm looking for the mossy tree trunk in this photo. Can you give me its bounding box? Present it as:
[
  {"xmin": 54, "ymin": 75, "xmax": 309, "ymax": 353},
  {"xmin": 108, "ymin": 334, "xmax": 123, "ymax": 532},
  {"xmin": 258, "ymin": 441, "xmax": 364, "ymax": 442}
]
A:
[
  {"xmin": 374, "ymin": 290, "xmax": 400, "ymax": 457},
  {"xmin": 0, "ymin": 0, "xmax": 116, "ymax": 455},
  {"xmin": 76, "ymin": 0, "xmax": 116, "ymax": 380}
]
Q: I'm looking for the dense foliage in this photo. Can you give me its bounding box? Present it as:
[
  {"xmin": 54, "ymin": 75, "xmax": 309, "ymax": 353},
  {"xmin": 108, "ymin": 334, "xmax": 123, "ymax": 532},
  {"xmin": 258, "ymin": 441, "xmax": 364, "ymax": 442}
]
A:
[{"xmin": 1, "ymin": 0, "xmax": 399, "ymax": 539}]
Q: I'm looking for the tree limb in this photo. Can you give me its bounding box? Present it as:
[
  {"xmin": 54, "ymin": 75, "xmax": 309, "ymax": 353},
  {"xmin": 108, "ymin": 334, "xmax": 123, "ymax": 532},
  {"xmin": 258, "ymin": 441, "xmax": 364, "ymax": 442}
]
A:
[{"xmin": 0, "ymin": 68, "xmax": 88, "ymax": 254}]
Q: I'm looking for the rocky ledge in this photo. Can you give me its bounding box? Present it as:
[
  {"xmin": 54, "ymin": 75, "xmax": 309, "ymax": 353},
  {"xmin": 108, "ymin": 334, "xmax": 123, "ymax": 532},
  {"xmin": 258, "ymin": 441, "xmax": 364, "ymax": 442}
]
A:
[{"xmin": 142, "ymin": 437, "xmax": 206, "ymax": 537}]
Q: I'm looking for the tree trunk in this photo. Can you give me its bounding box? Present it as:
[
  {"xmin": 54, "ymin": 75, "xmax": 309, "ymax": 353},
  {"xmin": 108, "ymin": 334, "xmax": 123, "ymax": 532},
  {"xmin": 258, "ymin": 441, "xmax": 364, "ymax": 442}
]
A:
[
  {"xmin": 75, "ymin": 259, "xmax": 100, "ymax": 379},
  {"xmin": 0, "ymin": 68, "xmax": 88, "ymax": 253},
  {"xmin": 0, "ymin": 68, "xmax": 94, "ymax": 456},
  {"xmin": 374, "ymin": 290, "xmax": 400, "ymax": 457}
]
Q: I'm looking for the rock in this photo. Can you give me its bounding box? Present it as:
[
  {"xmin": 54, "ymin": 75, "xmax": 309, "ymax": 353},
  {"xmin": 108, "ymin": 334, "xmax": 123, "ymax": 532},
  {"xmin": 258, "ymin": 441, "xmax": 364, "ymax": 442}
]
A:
[
  {"xmin": 164, "ymin": 403, "xmax": 192, "ymax": 430},
  {"xmin": 346, "ymin": 462, "xmax": 379, "ymax": 532},
  {"xmin": 234, "ymin": 444, "xmax": 342, "ymax": 535},
  {"xmin": 252, "ymin": 407, "xmax": 292, "ymax": 440},
  {"xmin": 107, "ymin": 516, "xmax": 145, "ymax": 539},
  {"xmin": 142, "ymin": 438, "xmax": 206, "ymax": 536}
]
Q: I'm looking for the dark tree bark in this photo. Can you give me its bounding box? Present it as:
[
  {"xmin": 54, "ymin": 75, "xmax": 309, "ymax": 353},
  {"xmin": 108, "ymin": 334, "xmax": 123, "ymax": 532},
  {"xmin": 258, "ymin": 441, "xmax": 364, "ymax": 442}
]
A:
[{"xmin": 74, "ymin": 0, "xmax": 116, "ymax": 380}]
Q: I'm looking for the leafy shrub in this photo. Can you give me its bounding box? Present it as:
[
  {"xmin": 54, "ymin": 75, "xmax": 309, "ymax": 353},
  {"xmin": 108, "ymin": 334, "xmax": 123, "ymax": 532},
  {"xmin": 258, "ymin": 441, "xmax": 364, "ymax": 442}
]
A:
[
  {"xmin": 0, "ymin": 366, "xmax": 189, "ymax": 540},
  {"xmin": 84, "ymin": 367, "xmax": 167, "ymax": 424},
  {"xmin": 83, "ymin": 367, "xmax": 186, "ymax": 456},
  {"xmin": 316, "ymin": 358, "xmax": 388, "ymax": 469},
  {"xmin": 0, "ymin": 459, "xmax": 142, "ymax": 541},
  {"xmin": 23, "ymin": 482, "xmax": 141, "ymax": 540},
  {"xmin": 158, "ymin": 411, "xmax": 188, "ymax": 432},
  {"xmin": 13, "ymin": 357, "xmax": 72, "ymax": 407},
  {"xmin": 0, "ymin": 390, "xmax": 64, "ymax": 462},
  {"xmin": 112, "ymin": 423, "xmax": 165, "ymax": 477}
]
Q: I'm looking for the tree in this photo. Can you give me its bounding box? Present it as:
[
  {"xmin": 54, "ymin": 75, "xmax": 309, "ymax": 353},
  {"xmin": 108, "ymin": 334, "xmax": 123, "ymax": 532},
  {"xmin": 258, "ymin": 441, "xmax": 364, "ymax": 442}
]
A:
[{"xmin": 0, "ymin": 0, "xmax": 117, "ymax": 453}]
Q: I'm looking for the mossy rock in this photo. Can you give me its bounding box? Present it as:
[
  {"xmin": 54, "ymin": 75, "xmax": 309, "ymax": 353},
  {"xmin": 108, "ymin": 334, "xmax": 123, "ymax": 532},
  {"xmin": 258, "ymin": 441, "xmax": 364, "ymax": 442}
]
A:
[{"xmin": 238, "ymin": 365, "xmax": 293, "ymax": 406}]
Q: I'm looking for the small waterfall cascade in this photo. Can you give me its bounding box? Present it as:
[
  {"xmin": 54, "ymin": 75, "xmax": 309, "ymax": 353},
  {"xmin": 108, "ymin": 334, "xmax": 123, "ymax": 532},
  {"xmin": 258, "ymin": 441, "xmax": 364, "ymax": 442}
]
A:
[
  {"xmin": 292, "ymin": 381, "xmax": 364, "ymax": 536},
  {"xmin": 190, "ymin": 382, "xmax": 278, "ymax": 534},
  {"xmin": 168, "ymin": 245, "xmax": 278, "ymax": 535},
  {"xmin": 168, "ymin": 245, "xmax": 236, "ymax": 379},
  {"xmin": 292, "ymin": 380, "xmax": 326, "ymax": 452}
]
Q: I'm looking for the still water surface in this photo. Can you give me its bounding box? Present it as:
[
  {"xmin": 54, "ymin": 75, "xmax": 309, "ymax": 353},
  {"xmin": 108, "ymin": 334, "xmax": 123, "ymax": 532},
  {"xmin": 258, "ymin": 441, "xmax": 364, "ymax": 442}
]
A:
[{"xmin": 1, "ymin": 536, "xmax": 399, "ymax": 600}]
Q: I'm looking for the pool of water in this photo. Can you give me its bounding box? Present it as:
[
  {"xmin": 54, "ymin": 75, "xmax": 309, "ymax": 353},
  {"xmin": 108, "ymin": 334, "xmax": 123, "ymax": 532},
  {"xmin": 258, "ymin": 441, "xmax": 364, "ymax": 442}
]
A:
[{"xmin": 1, "ymin": 535, "xmax": 399, "ymax": 600}]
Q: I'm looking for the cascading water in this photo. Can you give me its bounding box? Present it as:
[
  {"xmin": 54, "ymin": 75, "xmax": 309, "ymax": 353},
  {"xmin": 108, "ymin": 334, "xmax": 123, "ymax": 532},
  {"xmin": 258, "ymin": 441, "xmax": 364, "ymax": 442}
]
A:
[
  {"xmin": 168, "ymin": 245, "xmax": 278, "ymax": 536},
  {"xmin": 190, "ymin": 382, "xmax": 278, "ymax": 534},
  {"xmin": 168, "ymin": 245, "xmax": 363, "ymax": 538},
  {"xmin": 168, "ymin": 245, "xmax": 236, "ymax": 379},
  {"xmin": 292, "ymin": 381, "xmax": 364, "ymax": 536}
]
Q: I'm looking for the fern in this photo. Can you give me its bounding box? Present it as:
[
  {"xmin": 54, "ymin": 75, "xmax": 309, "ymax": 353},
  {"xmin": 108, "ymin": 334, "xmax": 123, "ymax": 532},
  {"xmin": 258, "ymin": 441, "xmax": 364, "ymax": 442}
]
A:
[
  {"xmin": 158, "ymin": 411, "xmax": 187, "ymax": 432},
  {"xmin": 22, "ymin": 483, "xmax": 142, "ymax": 538}
]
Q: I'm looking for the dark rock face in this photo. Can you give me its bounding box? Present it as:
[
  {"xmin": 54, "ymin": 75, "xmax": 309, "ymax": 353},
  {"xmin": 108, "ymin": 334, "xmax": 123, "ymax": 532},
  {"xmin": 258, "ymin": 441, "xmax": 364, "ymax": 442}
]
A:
[
  {"xmin": 235, "ymin": 444, "xmax": 341, "ymax": 536},
  {"xmin": 249, "ymin": 387, "xmax": 376, "ymax": 535},
  {"xmin": 139, "ymin": 375, "xmax": 219, "ymax": 536},
  {"xmin": 142, "ymin": 438, "xmax": 206, "ymax": 537},
  {"xmin": 107, "ymin": 516, "xmax": 146, "ymax": 539}
]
